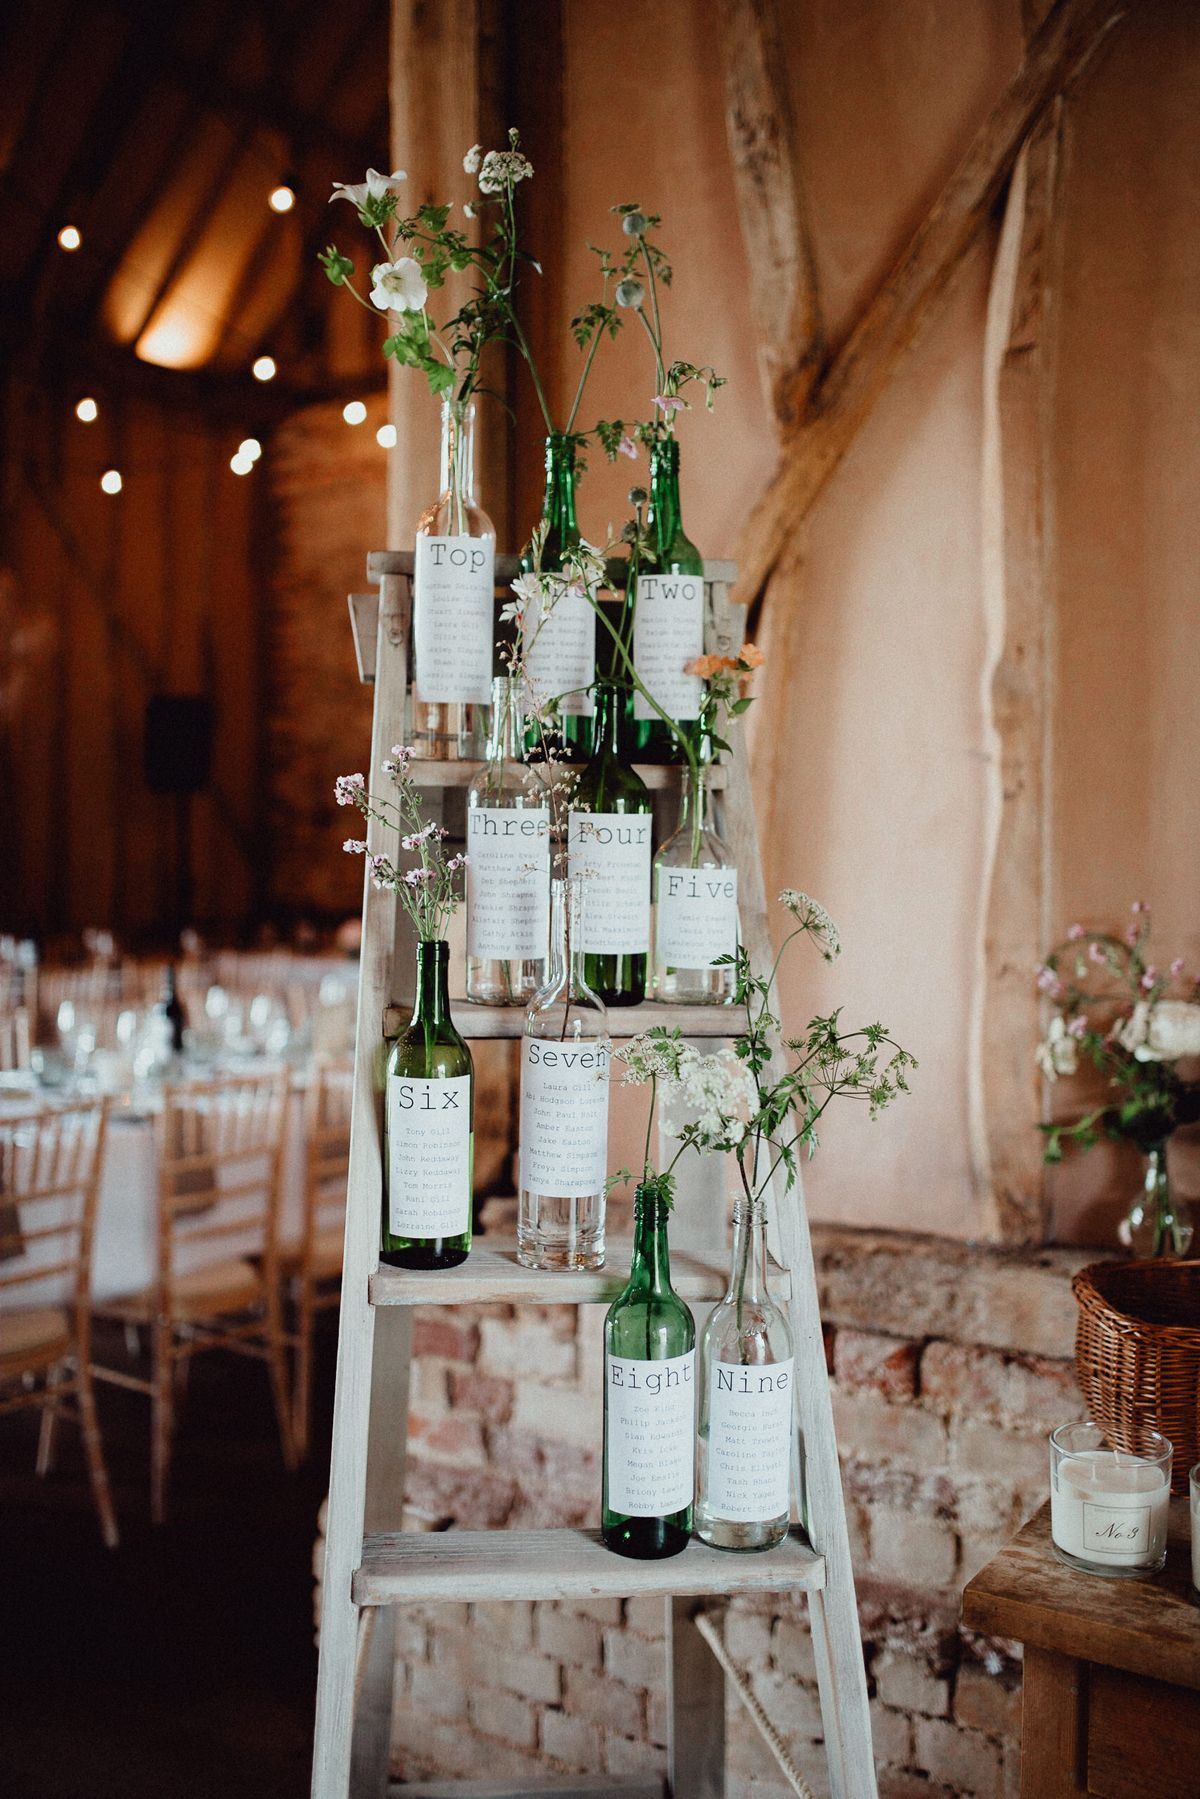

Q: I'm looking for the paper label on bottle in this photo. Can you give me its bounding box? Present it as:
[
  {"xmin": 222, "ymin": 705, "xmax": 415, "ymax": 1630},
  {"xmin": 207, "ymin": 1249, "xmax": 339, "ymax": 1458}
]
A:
[
  {"xmin": 568, "ymin": 811, "xmax": 652, "ymax": 955},
  {"xmin": 522, "ymin": 573, "xmax": 595, "ymax": 719},
  {"xmin": 606, "ymin": 1351, "xmax": 696, "ymax": 1516},
  {"xmin": 519, "ymin": 1036, "xmax": 610, "ymax": 1199},
  {"xmin": 633, "ymin": 573, "xmax": 704, "ymax": 722},
  {"xmin": 705, "ymin": 1357, "xmax": 793, "ymax": 1522},
  {"xmin": 655, "ymin": 866, "xmax": 739, "ymax": 969},
  {"xmin": 386, "ymin": 1073, "xmax": 472, "ymax": 1239},
  {"xmin": 413, "ymin": 534, "xmax": 495, "ymax": 703},
  {"xmin": 466, "ymin": 807, "xmax": 551, "ymax": 960}
]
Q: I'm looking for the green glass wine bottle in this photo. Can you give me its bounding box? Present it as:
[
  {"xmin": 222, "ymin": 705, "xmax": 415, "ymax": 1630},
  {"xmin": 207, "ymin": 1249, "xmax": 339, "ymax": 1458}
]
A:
[
  {"xmin": 382, "ymin": 939, "xmax": 473, "ymax": 1270},
  {"xmin": 602, "ymin": 1184, "xmax": 696, "ymax": 1558},
  {"xmin": 567, "ymin": 681, "xmax": 652, "ymax": 1006},
  {"xmin": 520, "ymin": 432, "xmax": 593, "ymax": 759},
  {"xmin": 633, "ymin": 436, "xmax": 705, "ymax": 763}
]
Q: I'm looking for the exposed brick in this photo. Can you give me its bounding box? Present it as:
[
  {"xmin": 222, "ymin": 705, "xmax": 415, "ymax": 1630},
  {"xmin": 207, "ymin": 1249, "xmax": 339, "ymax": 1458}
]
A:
[
  {"xmin": 392, "ymin": 1613, "xmax": 429, "ymax": 1662},
  {"xmin": 748, "ymin": 1670, "xmax": 825, "ymax": 1744},
  {"xmin": 920, "ymin": 1340, "xmax": 1076, "ymax": 1426},
  {"xmin": 409, "ymin": 1358, "xmax": 450, "ymax": 1414},
  {"xmin": 723, "ymin": 1609, "xmax": 773, "ymax": 1668},
  {"xmin": 958, "ymin": 1532, "xmax": 1012, "ymax": 1585},
  {"xmin": 832, "ymin": 1390, "xmax": 948, "ymax": 1466},
  {"xmin": 604, "ymin": 1732, "xmax": 665, "ymax": 1778},
  {"xmin": 950, "ymin": 1419, "xmax": 1047, "ymax": 1486},
  {"xmin": 771, "ymin": 1617, "xmax": 817, "ymax": 1683},
  {"xmin": 511, "ymin": 1382, "xmax": 599, "ymax": 1449},
  {"xmin": 563, "ymin": 1665, "xmax": 643, "ymax": 1737},
  {"xmin": 448, "ymin": 1367, "xmax": 514, "ymax": 1424},
  {"xmin": 536, "ymin": 1605, "xmax": 604, "ymax": 1669},
  {"xmin": 603, "ymin": 1626, "xmax": 664, "ymax": 1690},
  {"xmin": 953, "ymin": 1662, "xmax": 1022, "ymax": 1739},
  {"xmin": 409, "ymin": 1414, "xmax": 487, "ymax": 1465},
  {"xmin": 646, "ymin": 1685, "xmax": 669, "ymax": 1747},
  {"xmin": 878, "ymin": 1774, "xmax": 957, "ymax": 1799},
  {"xmin": 540, "ymin": 1707, "xmax": 601, "ymax": 1769},
  {"xmin": 869, "ymin": 1698, "xmax": 913, "ymax": 1769},
  {"xmin": 480, "ymin": 1316, "xmax": 576, "ymax": 1381},
  {"xmin": 874, "ymin": 1649, "xmax": 951, "ymax": 1718},
  {"xmin": 389, "ymin": 1709, "xmax": 548, "ymax": 1786},
  {"xmin": 467, "ymin": 1685, "xmax": 537, "ymax": 1753},
  {"xmin": 573, "ymin": 1596, "xmax": 624, "ymax": 1624},
  {"xmin": 403, "ymin": 1462, "xmax": 515, "ymax": 1528},
  {"xmin": 409, "ymin": 1661, "xmax": 467, "ymax": 1721},
  {"xmin": 623, "ymin": 1594, "xmax": 668, "ymax": 1638},
  {"xmin": 412, "ymin": 1313, "xmax": 480, "ymax": 1362},
  {"xmin": 868, "ymin": 1509, "xmax": 958, "ymax": 1592},
  {"xmin": 835, "ymin": 1328, "xmax": 920, "ymax": 1399},
  {"xmin": 915, "ymin": 1716, "xmax": 1003, "ymax": 1798},
  {"xmin": 470, "ymin": 1600, "xmax": 535, "ymax": 1649}
]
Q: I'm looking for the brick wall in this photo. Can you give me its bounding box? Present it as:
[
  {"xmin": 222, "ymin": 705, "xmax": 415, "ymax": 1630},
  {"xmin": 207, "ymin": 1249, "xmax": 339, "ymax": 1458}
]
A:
[{"xmin": 388, "ymin": 1218, "xmax": 1094, "ymax": 1797}]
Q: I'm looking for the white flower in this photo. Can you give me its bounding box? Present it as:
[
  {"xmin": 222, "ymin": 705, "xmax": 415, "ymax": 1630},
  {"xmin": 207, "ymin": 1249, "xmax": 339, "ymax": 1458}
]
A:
[
  {"xmin": 779, "ymin": 890, "xmax": 841, "ymax": 960},
  {"xmin": 1117, "ymin": 999, "xmax": 1200, "ymax": 1063},
  {"xmin": 463, "ymin": 201, "xmax": 476, "ymax": 219},
  {"xmin": 478, "ymin": 148, "xmax": 534, "ymax": 194},
  {"xmin": 330, "ymin": 167, "xmax": 407, "ymax": 209},
  {"xmin": 1035, "ymin": 1015, "xmax": 1078, "ymax": 1081},
  {"xmin": 369, "ymin": 257, "xmax": 428, "ymax": 313},
  {"xmin": 463, "ymin": 144, "xmax": 483, "ymax": 174},
  {"xmin": 662, "ymin": 1047, "xmax": 758, "ymax": 1146}
]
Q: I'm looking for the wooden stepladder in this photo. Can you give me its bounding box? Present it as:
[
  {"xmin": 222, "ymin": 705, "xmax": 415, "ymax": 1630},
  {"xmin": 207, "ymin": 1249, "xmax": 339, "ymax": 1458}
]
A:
[{"xmin": 311, "ymin": 553, "xmax": 878, "ymax": 1799}]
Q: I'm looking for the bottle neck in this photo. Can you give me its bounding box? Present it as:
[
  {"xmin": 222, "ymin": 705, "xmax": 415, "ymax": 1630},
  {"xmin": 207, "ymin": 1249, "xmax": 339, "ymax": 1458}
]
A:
[
  {"xmin": 591, "ymin": 681, "xmax": 628, "ymax": 760},
  {"xmin": 631, "ymin": 1189, "xmax": 674, "ymax": 1293},
  {"xmin": 410, "ymin": 938, "xmax": 452, "ymax": 1029},
  {"xmin": 440, "ymin": 401, "xmax": 478, "ymax": 513},
  {"xmin": 548, "ymin": 877, "xmax": 588, "ymax": 995},
  {"xmin": 728, "ymin": 1198, "xmax": 769, "ymax": 1304},
  {"xmin": 486, "ymin": 676, "xmax": 524, "ymax": 762},
  {"xmin": 676, "ymin": 761, "xmax": 712, "ymax": 834},
  {"xmin": 541, "ymin": 432, "xmax": 579, "ymax": 550},
  {"xmin": 648, "ymin": 438, "xmax": 684, "ymax": 551}
]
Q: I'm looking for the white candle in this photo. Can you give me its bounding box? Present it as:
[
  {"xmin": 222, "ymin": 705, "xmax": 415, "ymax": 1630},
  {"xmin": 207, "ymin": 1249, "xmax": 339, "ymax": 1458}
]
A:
[{"xmin": 1050, "ymin": 1447, "xmax": 1170, "ymax": 1569}]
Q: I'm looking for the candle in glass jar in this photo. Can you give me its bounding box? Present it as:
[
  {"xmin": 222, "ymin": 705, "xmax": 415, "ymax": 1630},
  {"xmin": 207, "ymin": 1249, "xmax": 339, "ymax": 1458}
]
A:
[{"xmin": 1049, "ymin": 1422, "xmax": 1171, "ymax": 1575}]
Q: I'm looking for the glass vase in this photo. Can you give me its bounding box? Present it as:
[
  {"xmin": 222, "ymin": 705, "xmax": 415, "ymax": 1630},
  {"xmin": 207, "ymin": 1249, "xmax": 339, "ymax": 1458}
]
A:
[
  {"xmin": 1117, "ymin": 1142, "xmax": 1194, "ymax": 1258},
  {"xmin": 465, "ymin": 675, "xmax": 550, "ymax": 1005},
  {"xmin": 696, "ymin": 1196, "xmax": 794, "ymax": 1550},
  {"xmin": 653, "ymin": 762, "xmax": 738, "ymax": 1003},
  {"xmin": 412, "ymin": 398, "xmax": 496, "ymax": 760},
  {"xmin": 518, "ymin": 876, "xmax": 609, "ymax": 1270},
  {"xmin": 602, "ymin": 1185, "xmax": 696, "ymax": 1558},
  {"xmin": 632, "ymin": 435, "xmax": 703, "ymax": 764},
  {"xmin": 381, "ymin": 939, "xmax": 473, "ymax": 1269},
  {"xmin": 568, "ymin": 681, "xmax": 652, "ymax": 1006},
  {"xmin": 520, "ymin": 432, "xmax": 593, "ymax": 759}
]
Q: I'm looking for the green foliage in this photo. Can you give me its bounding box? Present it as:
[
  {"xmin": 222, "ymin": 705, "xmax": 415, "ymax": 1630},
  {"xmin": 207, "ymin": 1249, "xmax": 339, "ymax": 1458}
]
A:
[{"xmin": 319, "ymin": 246, "xmax": 355, "ymax": 286}]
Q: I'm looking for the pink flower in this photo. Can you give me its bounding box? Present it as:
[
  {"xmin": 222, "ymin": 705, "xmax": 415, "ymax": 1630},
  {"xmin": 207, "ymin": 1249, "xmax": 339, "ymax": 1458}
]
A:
[
  {"xmin": 618, "ymin": 434, "xmax": 638, "ymax": 459},
  {"xmin": 335, "ymin": 773, "xmax": 365, "ymax": 806},
  {"xmin": 389, "ymin": 744, "xmax": 415, "ymax": 763},
  {"xmin": 1131, "ymin": 899, "xmax": 1150, "ymax": 914},
  {"xmin": 1068, "ymin": 1016, "xmax": 1088, "ymax": 1039},
  {"xmin": 1141, "ymin": 968, "xmax": 1158, "ymax": 991},
  {"xmin": 1170, "ymin": 957, "xmax": 1185, "ymax": 978},
  {"xmin": 1067, "ymin": 924, "xmax": 1085, "ymax": 941},
  {"xmin": 403, "ymin": 867, "xmax": 434, "ymax": 886},
  {"xmin": 343, "ymin": 839, "xmax": 368, "ymax": 855},
  {"xmin": 446, "ymin": 853, "xmax": 467, "ymax": 872},
  {"xmin": 1125, "ymin": 926, "xmax": 1140, "ymax": 947},
  {"xmin": 1089, "ymin": 942, "xmax": 1107, "ymax": 964},
  {"xmin": 653, "ymin": 394, "xmax": 684, "ymax": 414},
  {"xmin": 1036, "ymin": 966, "xmax": 1058, "ymax": 992}
]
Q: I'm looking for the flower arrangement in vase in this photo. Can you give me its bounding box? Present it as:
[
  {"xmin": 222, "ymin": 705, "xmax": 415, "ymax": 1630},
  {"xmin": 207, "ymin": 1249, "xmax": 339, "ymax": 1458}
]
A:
[{"xmin": 1036, "ymin": 901, "xmax": 1200, "ymax": 1256}]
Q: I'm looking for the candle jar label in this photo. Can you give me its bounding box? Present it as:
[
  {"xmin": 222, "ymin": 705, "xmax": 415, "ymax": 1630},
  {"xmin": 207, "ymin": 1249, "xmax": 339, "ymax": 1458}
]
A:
[
  {"xmin": 387, "ymin": 1073, "xmax": 472, "ymax": 1238},
  {"xmin": 519, "ymin": 1037, "xmax": 610, "ymax": 1199},
  {"xmin": 568, "ymin": 811, "xmax": 652, "ymax": 954},
  {"xmin": 466, "ymin": 806, "xmax": 551, "ymax": 959},
  {"xmin": 523, "ymin": 574, "xmax": 595, "ymax": 718},
  {"xmin": 605, "ymin": 1350, "xmax": 696, "ymax": 1515},
  {"xmin": 413, "ymin": 534, "xmax": 495, "ymax": 703},
  {"xmin": 1083, "ymin": 1502, "xmax": 1151, "ymax": 1555}
]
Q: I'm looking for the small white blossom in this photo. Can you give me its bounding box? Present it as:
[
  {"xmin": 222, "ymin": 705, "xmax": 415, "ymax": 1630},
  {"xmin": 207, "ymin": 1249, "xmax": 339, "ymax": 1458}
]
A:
[
  {"xmin": 463, "ymin": 144, "xmax": 483, "ymax": 174},
  {"xmin": 330, "ymin": 167, "xmax": 407, "ymax": 208},
  {"xmin": 1035, "ymin": 1014, "xmax": 1078, "ymax": 1081},
  {"xmin": 1116, "ymin": 999, "xmax": 1200, "ymax": 1063},
  {"xmin": 463, "ymin": 201, "xmax": 476, "ymax": 219},
  {"xmin": 478, "ymin": 148, "xmax": 533, "ymax": 194},
  {"xmin": 779, "ymin": 890, "xmax": 841, "ymax": 960},
  {"xmin": 370, "ymin": 256, "xmax": 428, "ymax": 313}
]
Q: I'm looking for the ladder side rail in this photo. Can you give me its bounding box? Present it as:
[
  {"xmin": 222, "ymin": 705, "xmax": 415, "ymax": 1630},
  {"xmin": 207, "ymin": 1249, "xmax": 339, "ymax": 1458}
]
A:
[{"xmin": 312, "ymin": 570, "xmax": 413, "ymax": 1799}]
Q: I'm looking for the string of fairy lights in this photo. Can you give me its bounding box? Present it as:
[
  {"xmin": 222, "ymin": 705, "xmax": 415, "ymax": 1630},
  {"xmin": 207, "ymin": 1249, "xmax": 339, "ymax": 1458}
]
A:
[{"xmin": 55, "ymin": 182, "xmax": 390, "ymax": 493}]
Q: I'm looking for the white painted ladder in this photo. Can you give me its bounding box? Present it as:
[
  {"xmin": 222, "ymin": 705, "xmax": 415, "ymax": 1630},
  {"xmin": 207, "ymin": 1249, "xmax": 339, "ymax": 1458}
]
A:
[{"xmin": 310, "ymin": 554, "xmax": 877, "ymax": 1799}]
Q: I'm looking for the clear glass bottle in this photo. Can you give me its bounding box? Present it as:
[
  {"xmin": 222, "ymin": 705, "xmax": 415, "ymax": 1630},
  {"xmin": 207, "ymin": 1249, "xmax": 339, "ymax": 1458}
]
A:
[
  {"xmin": 696, "ymin": 1197, "xmax": 794, "ymax": 1550},
  {"xmin": 568, "ymin": 681, "xmax": 652, "ymax": 1007},
  {"xmin": 521, "ymin": 432, "xmax": 593, "ymax": 760},
  {"xmin": 633, "ymin": 436, "xmax": 704, "ymax": 764},
  {"xmin": 466, "ymin": 675, "xmax": 550, "ymax": 1006},
  {"xmin": 412, "ymin": 398, "xmax": 497, "ymax": 760},
  {"xmin": 653, "ymin": 763, "xmax": 738, "ymax": 1003},
  {"xmin": 602, "ymin": 1185, "xmax": 695, "ymax": 1558},
  {"xmin": 382, "ymin": 939, "xmax": 473, "ymax": 1269},
  {"xmin": 1118, "ymin": 1142, "xmax": 1195, "ymax": 1257},
  {"xmin": 518, "ymin": 876, "xmax": 610, "ymax": 1270}
]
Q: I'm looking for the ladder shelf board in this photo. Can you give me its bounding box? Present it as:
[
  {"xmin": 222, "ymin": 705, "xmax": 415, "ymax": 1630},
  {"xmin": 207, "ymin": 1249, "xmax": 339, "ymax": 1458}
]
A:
[
  {"xmin": 401, "ymin": 758, "xmax": 727, "ymax": 791},
  {"xmin": 368, "ymin": 1235, "xmax": 791, "ymax": 1307},
  {"xmin": 354, "ymin": 1525, "xmax": 824, "ymax": 1607},
  {"xmin": 390, "ymin": 1778, "xmax": 665, "ymax": 1798},
  {"xmin": 383, "ymin": 1001, "xmax": 741, "ymax": 1040}
]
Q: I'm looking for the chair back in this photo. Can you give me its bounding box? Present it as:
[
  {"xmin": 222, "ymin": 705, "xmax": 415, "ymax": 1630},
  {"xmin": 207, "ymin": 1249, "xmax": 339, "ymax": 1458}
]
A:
[
  {"xmin": 0, "ymin": 1009, "xmax": 32, "ymax": 1071},
  {"xmin": 157, "ymin": 1072, "xmax": 289, "ymax": 1289},
  {"xmin": 0, "ymin": 1101, "xmax": 108, "ymax": 1317},
  {"xmin": 302, "ymin": 1062, "xmax": 353, "ymax": 1266}
]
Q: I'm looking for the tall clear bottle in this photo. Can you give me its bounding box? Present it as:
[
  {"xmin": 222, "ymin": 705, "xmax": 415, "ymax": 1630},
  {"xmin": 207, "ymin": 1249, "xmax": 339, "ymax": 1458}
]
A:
[
  {"xmin": 602, "ymin": 1186, "xmax": 695, "ymax": 1558},
  {"xmin": 518, "ymin": 876, "xmax": 610, "ymax": 1270},
  {"xmin": 568, "ymin": 681, "xmax": 652, "ymax": 1006},
  {"xmin": 521, "ymin": 432, "xmax": 593, "ymax": 759},
  {"xmin": 653, "ymin": 762, "xmax": 738, "ymax": 1004},
  {"xmin": 413, "ymin": 398, "xmax": 496, "ymax": 760},
  {"xmin": 696, "ymin": 1197, "xmax": 794, "ymax": 1550},
  {"xmin": 382, "ymin": 939, "xmax": 473, "ymax": 1270},
  {"xmin": 466, "ymin": 676, "xmax": 550, "ymax": 1005},
  {"xmin": 633, "ymin": 437, "xmax": 704, "ymax": 763}
]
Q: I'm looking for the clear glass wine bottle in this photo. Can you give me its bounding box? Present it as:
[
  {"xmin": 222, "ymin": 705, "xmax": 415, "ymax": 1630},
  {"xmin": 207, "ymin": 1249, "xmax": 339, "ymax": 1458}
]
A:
[
  {"xmin": 466, "ymin": 675, "xmax": 550, "ymax": 1006},
  {"xmin": 696, "ymin": 1196, "xmax": 794, "ymax": 1550},
  {"xmin": 568, "ymin": 681, "xmax": 653, "ymax": 1007},
  {"xmin": 653, "ymin": 762, "xmax": 738, "ymax": 1003},
  {"xmin": 602, "ymin": 1185, "xmax": 696, "ymax": 1558},
  {"xmin": 382, "ymin": 939, "xmax": 473, "ymax": 1270},
  {"xmin": 518, "ymin": 876, "xmax": 609, "ymax": 1270},
  {"xmin": 412, "ymin": 398, "xmax": 496, "ymax": 761}
]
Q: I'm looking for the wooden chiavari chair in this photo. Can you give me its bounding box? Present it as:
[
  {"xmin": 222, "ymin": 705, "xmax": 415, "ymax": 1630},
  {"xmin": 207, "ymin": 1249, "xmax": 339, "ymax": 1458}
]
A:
[
  {"xmin": 0, "ymin": 1100, "xmax": 117, "ymax": 1547},
  {"xmin": 285, "ymin": 1062, "xmax": 353, "ymax": 1461},
  {"xmin": 94, "ymin": 1071, "xmax": 295, "ymax": 1522},
  {"xmin": 0, "ymin": 1008, "xmax": 32, "ymax": 1071}
]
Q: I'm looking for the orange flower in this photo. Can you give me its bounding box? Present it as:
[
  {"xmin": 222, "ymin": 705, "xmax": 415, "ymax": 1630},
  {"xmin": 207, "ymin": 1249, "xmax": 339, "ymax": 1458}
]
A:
[
  {"xmin": 684, "ymin": 652, "xmax": 735, "ymax": 679},
  {"xmin": 738, "ymin": 642, "xmax": 764, "ymax": 669}
]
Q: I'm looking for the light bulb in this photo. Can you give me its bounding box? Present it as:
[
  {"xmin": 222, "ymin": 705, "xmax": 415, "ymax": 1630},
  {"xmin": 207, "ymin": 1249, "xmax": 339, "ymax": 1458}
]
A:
[
  {"xmin": 75, "ymin": 397, "xmax": 99, "ymax": 422},
  {"xmin": 100, "ymin": 469, "xmax": 122, "ymax": 494},
  {"xmin": 376, "ymin": 423, "xmax": 397, "ymax": 448},
  {"xmin": 268, "ymin": 184, "xmax": 296, "ymax": 214},
  {"xmin": 57, "ymin": 225, "xmax": 82, "ymax": 251},
  {"xmin": 230, "ymin": 453, "xmax": 254, "ymax": 476},
  {"xmin": 342, "ymin": 400, "xmax": 367, "ymax": 426},
  {"xmin": 238, "ymin": 437, "xmax": 262, "ymax": 462},
  {"xmin": 252, "ymin": 355, "xmax": 277, "ymax": 382}
]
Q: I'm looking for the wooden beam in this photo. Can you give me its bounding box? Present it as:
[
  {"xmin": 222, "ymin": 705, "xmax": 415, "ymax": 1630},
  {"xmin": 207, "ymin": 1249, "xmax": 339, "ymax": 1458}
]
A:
[
  {"xmin": 718, "ymin": 0, "xmax": 823, "ymax": 427},
  {"xmin": 731, "ymin": 0, "xmax": 1128, "ymax": 606}
]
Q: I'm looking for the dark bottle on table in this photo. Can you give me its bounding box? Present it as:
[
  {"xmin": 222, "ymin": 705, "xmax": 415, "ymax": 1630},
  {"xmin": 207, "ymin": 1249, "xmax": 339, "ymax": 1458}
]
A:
[
  {"xmin": 161, "ymin": 964, "xmax": 187, "ymax": 1054},
  {"xmin": 567, "ymin": 681, "xmax": 652, "ymax": 1006},
  {"xmin": 602, "ymin": 1184, "xmax": 696, "ymax": 1558},
  {"xmin": 633, "ymin": 437, "xmax": 705, "ymax": 763},
  {"xmin": 521, "ymin": 432, "xmax": 593, "ymax": 760},
  {"xmin": 382, "ymin": 939, "xmax": 473, "ymax": 1270}
]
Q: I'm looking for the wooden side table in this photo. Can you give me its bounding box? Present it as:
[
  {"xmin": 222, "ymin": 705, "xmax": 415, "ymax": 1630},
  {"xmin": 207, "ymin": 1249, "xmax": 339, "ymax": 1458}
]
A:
[{"xmin": 963, "ymin": 1498, "xmax": 1200, "ymax": 1797}]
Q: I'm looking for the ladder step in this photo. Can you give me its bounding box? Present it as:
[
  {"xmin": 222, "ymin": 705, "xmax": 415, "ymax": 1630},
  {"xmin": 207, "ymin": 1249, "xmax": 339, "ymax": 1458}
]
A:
[
  {"xmin": 390, "ymin": 1779, "xmax": 664, "ymax": 1798},
  {"xmin": 354, "ymin": 1526, "xmax": 824, "ymax": 1607},
  {"xmin": 385, "ymin": 1002, "xmax": 740, "ymax": 1040},
  {"xmin": 369, "ymin": 1236, "xmax": 791, "ymax": 1307},
  {"xmin": 399, "ymin": 759, "xmax": 728, "ymax": 791}
]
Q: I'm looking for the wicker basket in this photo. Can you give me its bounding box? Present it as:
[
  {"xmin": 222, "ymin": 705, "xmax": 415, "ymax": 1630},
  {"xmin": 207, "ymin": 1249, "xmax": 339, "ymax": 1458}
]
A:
[{"xmin": 1072, "ymin": 1258, "xmax": 1200, "ymax": 1494}]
